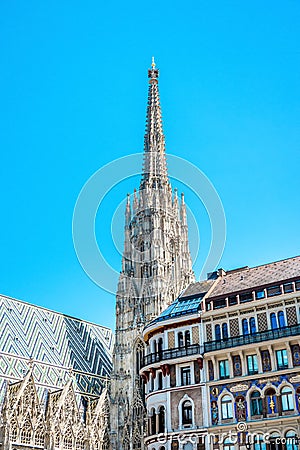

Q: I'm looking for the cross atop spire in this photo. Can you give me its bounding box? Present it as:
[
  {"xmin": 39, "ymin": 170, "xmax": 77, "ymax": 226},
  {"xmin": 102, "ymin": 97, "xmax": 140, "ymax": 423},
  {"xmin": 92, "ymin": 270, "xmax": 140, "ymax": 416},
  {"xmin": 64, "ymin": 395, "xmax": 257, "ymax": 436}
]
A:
[
  {"xmin": 147, "ymin": 56, "xmax": 159, "ymax": 82},
  {"xmin": 141, "ymin": 59, "xmax": 169, "ymax": 190}
]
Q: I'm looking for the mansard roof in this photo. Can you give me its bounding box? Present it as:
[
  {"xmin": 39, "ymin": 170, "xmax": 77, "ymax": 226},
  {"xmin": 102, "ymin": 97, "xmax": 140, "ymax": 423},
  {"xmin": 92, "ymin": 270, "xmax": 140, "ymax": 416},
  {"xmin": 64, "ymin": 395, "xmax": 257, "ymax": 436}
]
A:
[
  {"xmin": 207, "ymin": 254, "xmax": 300, "ymax": 299},
  {"xmin": 147, "ymin": 255, "xmax": 300, "ymax": 329}
]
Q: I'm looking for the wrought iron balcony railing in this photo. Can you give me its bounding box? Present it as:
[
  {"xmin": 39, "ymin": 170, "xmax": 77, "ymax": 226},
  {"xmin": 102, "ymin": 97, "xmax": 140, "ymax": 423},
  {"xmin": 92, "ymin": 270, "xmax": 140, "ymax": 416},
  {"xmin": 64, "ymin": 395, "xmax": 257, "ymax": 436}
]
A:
[
  {"xmin": 204, "ymin": 323, "xmax": 300, "ymax": 353},
  {"xmin": 143, "ymin": 343, "xmax": 202, "ymax": 368}
]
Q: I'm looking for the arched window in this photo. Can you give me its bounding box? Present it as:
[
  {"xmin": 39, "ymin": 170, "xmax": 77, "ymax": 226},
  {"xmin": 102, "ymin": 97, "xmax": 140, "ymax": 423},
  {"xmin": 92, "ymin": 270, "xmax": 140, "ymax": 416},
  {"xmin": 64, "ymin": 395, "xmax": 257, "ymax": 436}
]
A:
[
  {"xmin": 183, "ymin": 443, "xmax": 193, "ymax": 450},
  {"xmin": 270, "ymin": 313, "xmax": 278, "ymax": 330},
  {"xmin": 269, "ymin": 433, "xmax": 281, "ymax": 450},
  {"xmin": 254, "ymin": 435, "xmax": 266, "ymax": 450},
  {"xmin": 265, "ymin": 387, "xmax": 276, "ymax": 414},
  {"xmin": 250, "ymin": 317, "xmax": 256, "ymax": 334},
  {"xmin": 9, "ymin": 416, "xmax": 18, "ymax": 442},
  {"xmin": 178, "ymin": 332, "xmax": 184, "ymax": 348},
  {"xmin": 278, "ymin": 311, "xmax": 286, "ymax": 328},
  {"xmin": 63, "ymin": 427, "xmax": 73, "ymax": 450},
  {"xmin": 185, "ymin": 330, "xmax": 191, "ymax": 346},
  {"xmin": 221, "ymin": 395, "xmax": 233, "ymax": 420},
  {"xmin": 20, "ymin": 416, "xmax": 32, "ymax": 445},
  {"xmin": 34, "ymin": 423, "xmax": 45, "ymax": 447},
  {"xmin": 158, "ymin": 371, "xmax": 163, "ymax": 390},
  {"xmin": 157, "ymin": 338, "xmax": 163, "ymax": 360},
  {"xmin": 222, "ymin": 323, "xmax": 228, "ymax": 340},
  {"xmin": 242, "ymin": 319, "xmax": 249, "ymax": 335},
  {"xmin": 286, "ymin": 431, "xmax": 298, "ymax": 450},
  {"xmin": 135, "ymin": 339, "xmax": 145, "ymax": 374},
  {"xmin": 75, "ymin": 431, "xmax": 85, "ymax": 450},
  {"xmin": 150, "ymin": 408, "xmax": 156, "ymax": 435},
  {"xmin": 182, "ymin": 400, "xmax": 193, "ymax": 426},
  {"xmin": 54, "ymin": 426, "xmax": 60, "ymax": 448},
  {"xmin": 250, "ymin": 391, "xmax": 263, "ymax": 416},
  {"xmin": 215, "ymin": 324, "xmax": 221, "ymax": 341},
  {"xmin": 152, "ymin": 339, "xmax": 157, "ymax": 353},
  {"xmin": 281, "ymin": 386, "xmax": 294, "ymax": 411},
  {"xmin": 158, "ymin": 406, "xmax": 165, "ymax": 433}
]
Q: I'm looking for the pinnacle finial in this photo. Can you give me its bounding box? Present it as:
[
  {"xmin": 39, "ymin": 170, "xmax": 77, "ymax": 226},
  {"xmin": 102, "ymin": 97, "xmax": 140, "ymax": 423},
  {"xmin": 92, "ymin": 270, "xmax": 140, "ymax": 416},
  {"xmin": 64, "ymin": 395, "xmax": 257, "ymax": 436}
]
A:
[{"xmin": 148, "ymin": 57, "xmax": 159, "ymax": 81}]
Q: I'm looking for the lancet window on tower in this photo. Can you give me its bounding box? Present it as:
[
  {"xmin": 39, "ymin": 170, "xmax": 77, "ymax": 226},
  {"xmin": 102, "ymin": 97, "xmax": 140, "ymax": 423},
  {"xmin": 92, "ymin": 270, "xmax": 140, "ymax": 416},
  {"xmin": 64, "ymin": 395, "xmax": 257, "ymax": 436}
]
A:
[
  {"xmin": 135, "ymin": 339, "xmax": 146, "ymax": 374},
  {"xmin": 20, "ymin": 415, "xmax": 32, "ymax": 445}
]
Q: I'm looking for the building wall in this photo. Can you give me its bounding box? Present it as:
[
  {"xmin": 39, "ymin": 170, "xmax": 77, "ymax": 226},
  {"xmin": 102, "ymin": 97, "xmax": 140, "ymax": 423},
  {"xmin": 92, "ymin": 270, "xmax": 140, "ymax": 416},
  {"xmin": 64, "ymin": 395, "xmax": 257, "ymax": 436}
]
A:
[{"xmin": 142, "ymin": 259, "xmax": 300, "ymax": 450}]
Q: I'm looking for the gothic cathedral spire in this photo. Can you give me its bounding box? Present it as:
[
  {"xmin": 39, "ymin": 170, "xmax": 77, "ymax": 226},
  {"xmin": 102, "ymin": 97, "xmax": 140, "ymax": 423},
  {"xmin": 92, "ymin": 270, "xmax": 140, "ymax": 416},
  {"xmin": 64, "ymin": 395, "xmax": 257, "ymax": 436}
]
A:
[
  {"xmin": 110, "ymin": 60, "xmax": 195, "ymax": 450},
  {"xmin": 140, "ymin": 57, "xmax": 168, "ymax": 190}
]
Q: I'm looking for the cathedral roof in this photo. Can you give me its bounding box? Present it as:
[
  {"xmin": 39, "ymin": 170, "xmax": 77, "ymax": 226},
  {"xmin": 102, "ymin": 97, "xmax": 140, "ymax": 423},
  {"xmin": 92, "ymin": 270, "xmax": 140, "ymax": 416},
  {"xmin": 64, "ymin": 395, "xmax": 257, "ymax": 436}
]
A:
[{"xmin": 0, "ymin": 294, "xmax": 113, "ymax": 399}]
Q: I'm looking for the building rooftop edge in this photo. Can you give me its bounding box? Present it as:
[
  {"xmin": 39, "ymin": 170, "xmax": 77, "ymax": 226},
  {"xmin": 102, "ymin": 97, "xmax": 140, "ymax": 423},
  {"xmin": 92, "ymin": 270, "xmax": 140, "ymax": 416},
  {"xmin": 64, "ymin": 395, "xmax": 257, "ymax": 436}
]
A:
[{"xmin": 0, "ymin": 292, "xmax": 112, "ymax": 331}]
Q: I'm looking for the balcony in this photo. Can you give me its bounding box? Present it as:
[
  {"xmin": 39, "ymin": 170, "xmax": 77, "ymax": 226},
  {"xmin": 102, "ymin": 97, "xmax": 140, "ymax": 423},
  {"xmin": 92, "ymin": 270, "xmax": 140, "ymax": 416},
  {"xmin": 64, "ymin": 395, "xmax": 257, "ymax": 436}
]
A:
[
  {"xmin": 204, "ymin": 323, "xmax": 300, "ymax": 353},
  {"xmin": 143, "ymin": 343, "xmax": 202, "ymax": 368}
]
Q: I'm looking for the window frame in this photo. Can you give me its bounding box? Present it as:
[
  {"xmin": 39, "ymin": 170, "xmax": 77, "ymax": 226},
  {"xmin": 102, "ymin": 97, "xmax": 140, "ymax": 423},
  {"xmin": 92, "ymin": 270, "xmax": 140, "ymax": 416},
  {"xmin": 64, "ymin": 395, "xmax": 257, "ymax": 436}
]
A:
[
  {"xmin": 247, "ymin": 354, "xmax": 259, "ymax": 375},
  {"xmin": 181, "ymin": 366, "xmax": 191, "ymax": 386},
  {"xmin": 250, "ymin": 391, "xmax": 263, "ymax": 416},
  {"xmin": 219, "ymin": 359, "xmax": 230, "ymax": 379},
  {"xmin": 221, "ymin": 395, "xmax": 233, "ymax": 420},
  {"xmin": 281, "ymin": 386, "xmax": 294, "ymax": 412},
  {"xmin": 182, "ymin": 400, "xmax": 193, "ymax": 426},
  {"xmin": 276, "ymin": 349, "xmax": 289, "ymax": 369}
]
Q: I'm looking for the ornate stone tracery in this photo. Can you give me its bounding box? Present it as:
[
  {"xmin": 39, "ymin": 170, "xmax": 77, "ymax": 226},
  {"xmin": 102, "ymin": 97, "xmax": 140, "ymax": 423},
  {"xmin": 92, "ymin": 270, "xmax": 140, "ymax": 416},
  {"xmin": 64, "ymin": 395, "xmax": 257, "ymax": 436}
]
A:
[
  {"xmin": 110, "ymin": 60, "xmax": 194, "ymax": 449},
  {"xmin": 0, "ymin": 370, "xmax": 111, "ymax": 450}
]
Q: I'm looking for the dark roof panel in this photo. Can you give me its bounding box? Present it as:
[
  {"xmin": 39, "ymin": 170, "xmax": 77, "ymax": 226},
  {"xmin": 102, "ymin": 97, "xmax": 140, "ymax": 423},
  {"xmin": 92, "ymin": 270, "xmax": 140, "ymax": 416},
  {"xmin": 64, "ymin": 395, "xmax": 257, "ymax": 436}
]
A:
[{"xmin": 146, "ymin": 280, "xmax": 216, "ymax": 327}]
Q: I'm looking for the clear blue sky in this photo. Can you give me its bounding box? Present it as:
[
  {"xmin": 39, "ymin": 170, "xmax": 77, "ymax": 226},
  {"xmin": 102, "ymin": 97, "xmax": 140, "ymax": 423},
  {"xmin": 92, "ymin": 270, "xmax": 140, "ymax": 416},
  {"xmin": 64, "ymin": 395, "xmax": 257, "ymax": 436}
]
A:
[{"xmin": 0, "ymin": 1, "xmax": 299, "ymax": 330}]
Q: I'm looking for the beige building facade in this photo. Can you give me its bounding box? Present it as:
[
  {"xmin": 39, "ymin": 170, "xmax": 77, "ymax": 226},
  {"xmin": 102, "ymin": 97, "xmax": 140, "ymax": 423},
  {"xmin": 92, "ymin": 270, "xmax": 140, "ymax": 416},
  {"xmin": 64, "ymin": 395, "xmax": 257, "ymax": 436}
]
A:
[{"xmin": 140, "ymin": 257, "xmax": 300, "ymax": 450}]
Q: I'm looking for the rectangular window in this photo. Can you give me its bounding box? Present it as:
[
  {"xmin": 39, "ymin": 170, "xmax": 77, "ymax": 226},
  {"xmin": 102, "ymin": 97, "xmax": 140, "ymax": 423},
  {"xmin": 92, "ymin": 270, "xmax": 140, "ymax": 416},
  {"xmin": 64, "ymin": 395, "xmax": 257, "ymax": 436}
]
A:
[
  {"xmin": 276, "ymin": 349, "xmax": 289, "ymax": 369},
  {"xmin": 255, "ymin": 290, "xmax": 265, "ymax": 299},
  {"xmin": 267, "ymin": 285, "xmax": 281, "ymax": 297},
  {"xmin": 214, "ymin": 298, "xmax": 227, "ymax": 309},
  {"xmin": 247, "ymin": 354, "xmax": 258, "ymax": 375},
  {"xmin": 295, "ymin": 280, "xmax": 300, "ymax": 291},
  {"xmin": 240, "ymin": 292, "xmax": 253, "ymax": 303},
  {"xmin": 281, "ymin": 389, "xmax": 294, "ymax": 411},
  {"xmin": 221, "ymin": 398, "xmax": 233, "ymax": 419},
  {"xmin": 219, "ymin": 360, "xmax": 230, "ymax": 379},
  {"xmin": 228, "ymin": 295, "xmax": 238, "ymax": 306},
  {"xmin": 283, "ymin": 282, "xmax": 294, "ymax": 294},
  {"xmin": 181, "ymin": 367, "xmax": 191, "ymax": 386}
]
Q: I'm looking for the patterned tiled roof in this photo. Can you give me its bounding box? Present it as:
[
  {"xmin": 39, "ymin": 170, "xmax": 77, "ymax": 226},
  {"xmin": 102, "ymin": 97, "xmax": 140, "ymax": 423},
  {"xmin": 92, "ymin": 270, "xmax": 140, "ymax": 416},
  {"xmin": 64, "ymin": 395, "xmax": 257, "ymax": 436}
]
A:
[
  {"xmin": 0, "ymin": 294, "xmax": 113, "ymax": 398},
  {"xmin": 208, "ymin": 255, "xmax": 300, "ymax": 298}
]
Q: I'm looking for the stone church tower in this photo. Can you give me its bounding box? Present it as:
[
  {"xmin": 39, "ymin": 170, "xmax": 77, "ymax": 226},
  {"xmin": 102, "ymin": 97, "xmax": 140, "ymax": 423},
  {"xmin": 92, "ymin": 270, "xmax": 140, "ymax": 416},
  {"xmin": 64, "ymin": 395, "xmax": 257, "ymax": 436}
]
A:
[{"xmin": 110, "ymin": 60, "xmax": 195, "ymax": 450}]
